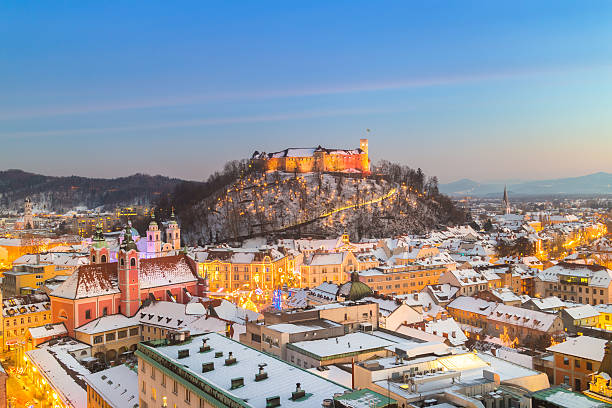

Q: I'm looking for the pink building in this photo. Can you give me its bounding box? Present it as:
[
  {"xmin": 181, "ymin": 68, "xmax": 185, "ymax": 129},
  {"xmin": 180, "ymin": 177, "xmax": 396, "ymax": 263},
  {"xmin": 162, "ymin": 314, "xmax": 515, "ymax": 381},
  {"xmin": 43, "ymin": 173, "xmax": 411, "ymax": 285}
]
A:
[{"xmin": 50, "ymin": 228, "xmax": 203, "ymax": 335}]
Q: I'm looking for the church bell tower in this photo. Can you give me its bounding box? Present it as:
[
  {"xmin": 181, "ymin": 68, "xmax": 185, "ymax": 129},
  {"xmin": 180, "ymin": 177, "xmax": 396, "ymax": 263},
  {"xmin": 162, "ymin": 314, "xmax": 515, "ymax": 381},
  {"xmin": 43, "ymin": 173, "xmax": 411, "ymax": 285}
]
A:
[{"xmin": 118, "ymin": 225, "xmax": 140, "ymax": 317}]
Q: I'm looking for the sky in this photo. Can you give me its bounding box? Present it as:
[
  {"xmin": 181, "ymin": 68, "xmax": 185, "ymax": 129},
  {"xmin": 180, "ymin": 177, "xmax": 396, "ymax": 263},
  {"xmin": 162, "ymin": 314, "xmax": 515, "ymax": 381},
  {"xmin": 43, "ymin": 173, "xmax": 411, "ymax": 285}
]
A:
[{"xmin": 1, "ymin": 1, "xmax": 612, "ymax": 183}]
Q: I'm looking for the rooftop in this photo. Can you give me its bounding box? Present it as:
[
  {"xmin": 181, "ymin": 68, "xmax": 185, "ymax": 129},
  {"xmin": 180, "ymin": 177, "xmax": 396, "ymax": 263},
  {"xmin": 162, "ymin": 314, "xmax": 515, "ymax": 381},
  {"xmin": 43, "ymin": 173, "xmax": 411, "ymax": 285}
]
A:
[
  {"xmin": 136, "ymin": 332, "xmax": 347, "ymax": 408},
  {"xmin": 547, "ymin": 336, "xmax": 608, "ymax": 361},
  {"xmin": 84, "ymin": 364, "xmax": 138, "ymax": 408}
]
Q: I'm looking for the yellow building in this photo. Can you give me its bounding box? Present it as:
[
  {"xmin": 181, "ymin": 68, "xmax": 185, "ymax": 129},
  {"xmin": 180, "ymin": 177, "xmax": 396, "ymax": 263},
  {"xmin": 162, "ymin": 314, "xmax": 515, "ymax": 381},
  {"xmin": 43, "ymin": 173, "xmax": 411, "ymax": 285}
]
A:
[
  {"xmin": 585, "ymin": 340, "xmax": 612, "ymax": 404},
  {"xmin": 1, "ymin": 263, "xmax": 73, "ymax": 297},
  {"xmin": 192, "ymin": 247, "xmax": 300, "ymax": 295},
  {"xmin": 595, "ymin": 304, "xmax": 612, "ymax": 331},
  {"xmin": 84, "ymin": 364, "xmax": 139, "ymax": 408},
  {"xmin": 3, "ymin": 293, "xmax": 52, "ymax": 352},
  {"xmin": 74, "ymin": 314, "xmax": 141, "ymax": 363}
]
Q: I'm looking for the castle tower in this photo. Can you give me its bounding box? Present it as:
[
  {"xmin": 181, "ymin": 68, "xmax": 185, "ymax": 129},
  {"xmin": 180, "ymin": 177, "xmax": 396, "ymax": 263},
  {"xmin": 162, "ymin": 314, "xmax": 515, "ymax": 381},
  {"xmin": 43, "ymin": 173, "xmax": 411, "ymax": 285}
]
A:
[
  {"xmin": 118, "ymin": 225, "xmax": 140, "ymax": 317},
  {"xmin": 359, "ymin": 138, "xmax": 370, "ymax": 173},
  {"xmin": 24, "ymin": 197, "xmax": 33, "ymax": 229},
  {"xmin": 90, "ymin": 223, "xmax": 110, "ymax": 263},
  {"xmin": 146, "ymin": 211, "xmax": 162, "ymax": 257},
  {"xmin": 166, "ymin": 209, "xmax": 181, "ymax": 251},
  {"xmin": 503, "ymin": 186, "xmax": 510, "ymax": 215}
]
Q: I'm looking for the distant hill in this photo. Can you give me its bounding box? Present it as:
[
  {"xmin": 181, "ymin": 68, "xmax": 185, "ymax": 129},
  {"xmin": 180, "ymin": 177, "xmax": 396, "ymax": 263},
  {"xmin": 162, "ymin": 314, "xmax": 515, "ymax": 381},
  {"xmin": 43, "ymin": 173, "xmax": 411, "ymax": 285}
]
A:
[
  {"xmin": 0, "ymin": 169, "xmax": 195, "ymax": 213},
  {"xmin": 440, "ymin": 172, "xmax": 612, "ymax": 197},
  {"xmin": 161, "ymin": 161, "xmax": 468, "ymax": 244}
]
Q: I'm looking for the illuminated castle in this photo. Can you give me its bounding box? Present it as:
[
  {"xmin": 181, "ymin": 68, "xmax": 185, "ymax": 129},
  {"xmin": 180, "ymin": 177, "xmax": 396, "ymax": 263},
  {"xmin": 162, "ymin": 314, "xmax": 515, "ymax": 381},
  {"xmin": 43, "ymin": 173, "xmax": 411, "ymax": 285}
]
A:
[{"xmin": 252, "ymin": 139, "xmax": 370, "ymax": 174}]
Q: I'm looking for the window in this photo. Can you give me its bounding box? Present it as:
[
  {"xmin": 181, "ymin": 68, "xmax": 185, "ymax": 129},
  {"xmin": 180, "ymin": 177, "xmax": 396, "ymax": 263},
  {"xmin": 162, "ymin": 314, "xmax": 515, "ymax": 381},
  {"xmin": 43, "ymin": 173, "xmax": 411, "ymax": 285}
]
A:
[
  {"xmin": 563, "ymin": 375, "xmax": 569, "ymax": 385},
  {"xmin": 587, "ymin": 362, "xmax": 593, "ymax": 370},
  {"xmin": 151, "ymin": 368, "xmax": 156, "ymax": 380},
  {"xmin": 94, "ymin": 335, "xmax": 103, "ymax": 344},
  {"xmin": 130, "ymin": 327, "xmax": 139, "ymax": 336},
  {"xmin": 173, "ymin": 381, "xmax": 178, "ymax": 395},
  {"xmin": 142, "ymin": 381, "xmax": 146, "ymax": 393},
  {"xmin": 118, "ymin": 330, "xmax": 127, "ymax": 339},
  {"xmin": 141, "ymin": 363, "xmax": 146, "ymax": 373},
  {"xmin": 185, "ymin": 389, "xmax": 191, "ymax": 404},
  {"xmin": 575, "ymin": 378, "xmax": 581, "ymax": 390},
  {"xmin": 575, "ymin": 359, "xmax": 581, "ymax": 368},
  {"xmin": 563, "ymin": 357, "xmax": 569, "ymax": 365},
  {"xmin": 131, "ymin": 258, "xmax": 136, "ymax": 266},
  {"xmin": 102, "ymin": 307, "xmax": 108, "ymax": 316},
  {"xmin": 161, "ymin": 374, "xmax": 166, "ymax": 387},
  {"xmin": 106, "ymin": 332, "xmax": 116, "ymax": 341}
]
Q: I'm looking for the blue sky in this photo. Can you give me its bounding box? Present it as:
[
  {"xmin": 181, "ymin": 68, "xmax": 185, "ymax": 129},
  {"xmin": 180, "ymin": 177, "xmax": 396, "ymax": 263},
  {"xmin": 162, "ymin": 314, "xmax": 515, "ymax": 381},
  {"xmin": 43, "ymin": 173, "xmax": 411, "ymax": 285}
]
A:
[{"xmin": 2, "ymin": 1, "xmax": 612, "ymax": 182}]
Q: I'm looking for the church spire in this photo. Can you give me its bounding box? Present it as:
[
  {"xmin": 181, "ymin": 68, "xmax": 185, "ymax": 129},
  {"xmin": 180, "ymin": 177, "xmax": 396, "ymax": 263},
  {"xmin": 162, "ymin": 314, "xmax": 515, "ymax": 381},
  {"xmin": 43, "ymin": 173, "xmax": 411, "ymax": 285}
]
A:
[{"xmin": 503, "ymin": 185, "xmax": 510, "ymax": 215}]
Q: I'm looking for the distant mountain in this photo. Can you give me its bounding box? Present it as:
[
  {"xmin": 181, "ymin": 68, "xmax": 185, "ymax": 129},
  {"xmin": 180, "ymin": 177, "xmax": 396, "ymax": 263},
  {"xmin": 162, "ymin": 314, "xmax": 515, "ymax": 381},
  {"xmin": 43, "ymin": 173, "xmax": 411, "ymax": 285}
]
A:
[
  {"xmin": 440, "ymin": 172, "xmax": 612, "ymax": 197},
  {"xmin": 0, "ymin": 169, "xmax": 196, "ymax": 212}
]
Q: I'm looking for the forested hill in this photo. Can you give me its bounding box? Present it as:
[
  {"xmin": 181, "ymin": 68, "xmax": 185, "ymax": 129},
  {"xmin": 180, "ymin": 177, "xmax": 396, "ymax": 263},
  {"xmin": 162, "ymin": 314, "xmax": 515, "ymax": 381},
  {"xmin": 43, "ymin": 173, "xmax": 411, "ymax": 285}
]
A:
[
  {"xmin": 157, "ymin": 160, "xmax": 469, "ymax": 244},
  {"xmin": 0, "ymin": 169, "xmax": 193, "ymax": 213}
]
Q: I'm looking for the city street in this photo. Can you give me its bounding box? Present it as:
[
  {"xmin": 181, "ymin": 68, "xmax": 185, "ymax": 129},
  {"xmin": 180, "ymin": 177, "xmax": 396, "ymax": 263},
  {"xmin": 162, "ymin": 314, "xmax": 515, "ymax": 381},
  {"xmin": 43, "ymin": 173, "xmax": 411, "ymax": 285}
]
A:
[{"xmin": 5, "ymin": 365, "xmax": 37, "ymax": 408}]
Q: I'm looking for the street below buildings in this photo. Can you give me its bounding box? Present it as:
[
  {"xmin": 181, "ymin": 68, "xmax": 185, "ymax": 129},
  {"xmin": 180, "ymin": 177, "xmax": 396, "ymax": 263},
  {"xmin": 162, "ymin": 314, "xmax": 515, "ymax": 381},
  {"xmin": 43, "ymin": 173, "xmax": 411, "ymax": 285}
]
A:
[{"xmin": 5, "ymin": 364, "xmax": 37, "ymax": 408}]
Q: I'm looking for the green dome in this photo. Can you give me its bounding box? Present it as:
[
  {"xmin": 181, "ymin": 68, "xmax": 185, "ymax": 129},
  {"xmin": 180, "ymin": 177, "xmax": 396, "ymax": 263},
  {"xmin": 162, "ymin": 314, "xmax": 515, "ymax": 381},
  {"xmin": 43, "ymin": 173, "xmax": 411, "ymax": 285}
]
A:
[
  {"xmin": 120, "ymin": 225, "xmax": 138, "ymax": 252},
  {"xmin": 337, "ymin": 272, "xmax": 373, "ymax": 301},
  {"xmin": 92, "ymin": 223, "xmax": 108, "ymax": 249}
]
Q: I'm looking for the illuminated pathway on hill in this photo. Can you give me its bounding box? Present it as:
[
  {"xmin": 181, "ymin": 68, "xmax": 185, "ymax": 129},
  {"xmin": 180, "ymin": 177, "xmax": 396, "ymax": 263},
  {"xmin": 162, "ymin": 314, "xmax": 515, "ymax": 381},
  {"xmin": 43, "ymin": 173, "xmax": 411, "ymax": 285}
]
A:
[
  {"xmin": 318, "ymin": 187, "xmax": 398, "ymax": 218},
  {"xmin": 280, "ymin": 186, "xmax": 398, "ymax": 230}
]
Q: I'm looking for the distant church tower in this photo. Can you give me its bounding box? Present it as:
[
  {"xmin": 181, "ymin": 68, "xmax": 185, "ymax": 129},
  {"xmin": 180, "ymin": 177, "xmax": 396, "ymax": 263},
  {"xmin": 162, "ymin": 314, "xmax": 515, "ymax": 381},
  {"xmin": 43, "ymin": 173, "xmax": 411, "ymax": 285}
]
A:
[
  {"xmin": 90, "ymin": 223, "xmax": 110, "ymax": 264},
  {"xmin": 146, "ymin": 212, "xmax": 162, "ymax": 257},
  {"xmin": 24, "ymin": 197, "xmax": 33, "ymax": 229},
  {"xmin": 166, "ymin": 209, "xmax": 181, "ymax": 251},
  {"xmin": 503, "ymin": 186, "xmax": 511, "ymax": 215}
]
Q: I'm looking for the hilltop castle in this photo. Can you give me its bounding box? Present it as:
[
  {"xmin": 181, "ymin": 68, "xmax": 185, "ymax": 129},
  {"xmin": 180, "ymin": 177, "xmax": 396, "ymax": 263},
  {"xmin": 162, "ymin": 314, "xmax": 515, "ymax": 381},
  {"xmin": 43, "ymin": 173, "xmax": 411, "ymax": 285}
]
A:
[{"xmin": 252, "ymin": 139, "xmax": 370, "ymax": 174}]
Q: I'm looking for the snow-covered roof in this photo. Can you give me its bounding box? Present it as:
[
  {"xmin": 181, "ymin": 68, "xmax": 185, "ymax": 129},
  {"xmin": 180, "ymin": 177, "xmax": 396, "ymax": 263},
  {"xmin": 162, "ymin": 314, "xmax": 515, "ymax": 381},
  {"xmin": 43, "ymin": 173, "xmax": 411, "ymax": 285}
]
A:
[
  {"xmin": 526, "ymin": 296, "xmax": 565, "ymax": 311},
  {"xmin": 423, "ymin": 318, "xmax": 468, "ymax": 346},
  {"xmin": 84, "ymin": 364, "xmax": 138, "ymax": 408},
  {"xmin": 50, "ymin": 254, "xmax": 198, "ymax": 300},
  {"xmin": 213, "ymin": 299, "xmax": 261, "ymax": 324},
  {"xmin": 538, "ymin": 262, "xmax": 612, "ymax": 288},
  {"xmin": 488, "ymin": 304, "xmax": 559, "ymax": 332},
  {"xmin": 447, "ymin": 296, "xmax": 494, "ymax": 315},
  {"xmin": 26, "ymin": 348, "xmax": 89, "ymax": 408},
  {"xmin": 305, "ymin": 252, "xmax": 345, "ymax": 266},
  {"xmin": 139, "ymin": 332, "xmax": 347, "ymax": 407},
  {"xmin": 564, "ymin": 304, "xmax": 599, "ymax": 320},
  {"xmin": 547, "ymin": 336, "xmax": 608, "ymax": 361},
  {"xmin": 76, "ymin": 314, "xmax": 139, "ymax": 335},
  {"xmin": 28, "ymin": 323, "xmax": 67, "ymax": 339},
  {"xmin": 287, "ymin": 332, "xmax": 394, "ymax": 359}
]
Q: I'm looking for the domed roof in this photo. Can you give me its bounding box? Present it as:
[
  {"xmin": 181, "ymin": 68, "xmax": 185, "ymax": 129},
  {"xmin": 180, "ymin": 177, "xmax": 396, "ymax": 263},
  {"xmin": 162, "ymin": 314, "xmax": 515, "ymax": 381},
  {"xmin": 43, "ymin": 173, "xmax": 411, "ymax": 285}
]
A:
[
  {"xmin": 148, "ymin": 211, "xmax": 158, "ymax": 227},
  {"xmin": 168, "ymin": 208, "xmax": 178, "ymax": 225},
  {"xmin": 91, "ymin": 223, "xmax": 108, "ymax": 249},
  {"xmin": 120, "ymin": 225, "xmax": 138, "ymax": 252},
  {"xmin": 336, "ymin": 272, "xmax": 373, "ymax": 301}
]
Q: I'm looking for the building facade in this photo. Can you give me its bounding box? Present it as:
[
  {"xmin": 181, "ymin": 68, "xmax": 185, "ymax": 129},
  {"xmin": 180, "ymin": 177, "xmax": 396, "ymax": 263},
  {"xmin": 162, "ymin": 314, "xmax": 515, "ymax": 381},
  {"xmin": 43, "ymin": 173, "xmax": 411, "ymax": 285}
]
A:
[{"xmin": 252, "ymin": 139, "xmax": 370, "ymax": 174}]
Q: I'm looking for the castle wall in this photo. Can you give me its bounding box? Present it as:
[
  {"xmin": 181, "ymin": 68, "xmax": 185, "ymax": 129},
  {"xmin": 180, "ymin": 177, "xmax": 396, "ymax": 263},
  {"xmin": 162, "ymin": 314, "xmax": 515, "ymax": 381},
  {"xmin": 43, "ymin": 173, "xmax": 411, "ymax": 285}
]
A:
[{"xmin": 259, "ymin": 150, "xmax": 369, "ymax": 173}]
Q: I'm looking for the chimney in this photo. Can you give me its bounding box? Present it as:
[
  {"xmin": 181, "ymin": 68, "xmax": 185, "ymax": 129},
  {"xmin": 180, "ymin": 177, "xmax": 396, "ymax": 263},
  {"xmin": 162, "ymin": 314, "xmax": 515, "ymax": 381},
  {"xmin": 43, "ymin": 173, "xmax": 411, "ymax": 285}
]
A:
[
  {"xmin": 200, "ymin": 337, "xmax": 211, "ymax": 353},
  {"xmin": 255, "ymin": 363, "xmax": 268, "ymax": 382},
  {"xmin": 225, "ymin": 351, "xmax": 237, "ymax": 366},
  {"xmin": 291, "ymin": 383, "xmax": 306, "ymax": 400}
]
